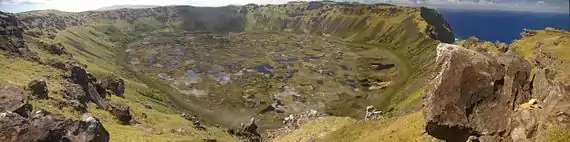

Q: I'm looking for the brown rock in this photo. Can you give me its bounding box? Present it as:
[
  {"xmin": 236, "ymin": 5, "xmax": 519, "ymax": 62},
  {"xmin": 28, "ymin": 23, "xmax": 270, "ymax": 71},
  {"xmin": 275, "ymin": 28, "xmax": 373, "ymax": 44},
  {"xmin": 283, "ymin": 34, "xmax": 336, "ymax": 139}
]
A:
[
  {"xmin": 87, "ymin": 84, "xmax": 109, "ymax": 109},
  {"xmin": 70, "ymin": 64, "xmax": 89, "ymax": 85},
  {"xmin": 27, "ymin": 79, "xmax": 48, "ymax": 99},
  {"xmin": 108, "ymin": 102, "xmax": 132, "ymax": 124},
  {"xmin": 47, "ymin": 58, "xmax": 67, "ymax": 70},
  {"xmin": 0, "ymin": 11, "xmax": 40, "ymax": 61},
  {"xmin": 423, "ymin": 43, "xmax": 531, "ymax": 141},
  {"xmin": 0, "ymin": 110, "xmax": 110, "ymax": 142},
  {"xmin": 0, "ymin": 82, "xmax": 33, "ymax": 118},
  {"xmin": 104, "ymin": 77, "xmax": 125, "ymax": 97},
  {"xmin": 39, "ymin": 42, "xmax": 67, "ymax": 55},
  {"xmin": 61, "ymin": 81, "xmax": 88, "ymax": 112},
  {"xmin": 228, "ymin": 118, "xmax": 261, "ymax": 142}
]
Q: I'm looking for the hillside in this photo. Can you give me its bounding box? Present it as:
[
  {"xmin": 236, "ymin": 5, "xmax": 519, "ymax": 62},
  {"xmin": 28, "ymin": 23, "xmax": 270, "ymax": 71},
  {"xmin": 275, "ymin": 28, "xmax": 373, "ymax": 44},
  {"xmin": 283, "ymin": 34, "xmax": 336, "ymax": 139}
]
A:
[
  {"xmin": 92, "ymin": 5, "xmax": 160, "ymax": 11},
  {"xmin": 0, "ymin": 1, "xmax": 568, "ymax": 142}
]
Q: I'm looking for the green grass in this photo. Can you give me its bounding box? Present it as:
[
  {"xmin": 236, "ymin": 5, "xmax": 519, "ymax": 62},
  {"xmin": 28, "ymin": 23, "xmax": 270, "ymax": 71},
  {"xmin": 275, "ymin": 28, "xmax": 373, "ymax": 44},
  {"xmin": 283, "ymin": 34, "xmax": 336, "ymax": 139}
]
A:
[
  {"xmin": 0, "ymin": 17, "xmax": 238, "ymax": 141},
  {"xmin": 7, "ymin": 4, "xmax": 460, "ymax": 141},
  {"xmin": 320, "ymin": 112, "xmax": 434, "ymax": 142},
  {"xmin": 273, "ymin": 117, "xmax": 356, "ymax": 142},
  {"xmin": 510, "ymin": 29, "xmax": 570, "ymax": 83}
]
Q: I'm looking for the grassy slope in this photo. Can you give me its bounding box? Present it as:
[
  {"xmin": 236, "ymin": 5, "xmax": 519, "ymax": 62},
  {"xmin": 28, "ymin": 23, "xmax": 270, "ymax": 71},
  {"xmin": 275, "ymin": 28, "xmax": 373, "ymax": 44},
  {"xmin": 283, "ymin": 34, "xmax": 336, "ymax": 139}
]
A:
[
  {"xmin": 510, "ymin": 29, "xmax": 570, "ymax": 141},
  {"xmin": 510, "ymin": 29, "xmax": 570, "ymax": 83},
  {"xmin": 272, "ymin": 112, "xmax": 433, "ymax": 142},
  {"xmin": 6, "ymin": 3, "xmax": 456, "ymax": 141},
  {"xmin": 3, "ymin": 16, "xmax": 237, "ymax": 141},
  {"xmin": 245, "ymin": 2, "xmax": 447, "ymax": 114},
  {"xmin": 243, "ymin": 3, "xmax": 448, "ymax": 141}
]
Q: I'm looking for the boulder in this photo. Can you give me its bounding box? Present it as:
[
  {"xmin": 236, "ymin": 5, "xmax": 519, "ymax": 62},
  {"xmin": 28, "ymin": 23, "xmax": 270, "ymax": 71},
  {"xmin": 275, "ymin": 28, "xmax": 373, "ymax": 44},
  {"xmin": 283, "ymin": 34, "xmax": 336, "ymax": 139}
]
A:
[
  {"xmin": 47, "ymin": 58, "xmax": 67, "ymax": 70},
  {"xmin": 94, "ymin": 81, "xmax": 107, "ymax": 98},
  {"xmin": 39, "ymin": 42, "xmax": 67, "ymax": 55},
  {"xmin": 0, "ymin": 83, "xmax": 33, "ymax": 118},
  {"xmin": 0, "ymin": 110, "xmax": 110, "ymax": 142},
  {"xmin": 70, "ymin": 64, "xmax": 89, "ymax": 86},
  {"xmin": 364, "ymin": 105, "xmax": 382, "ymax": 120},
  {"xmin": 424, "ymin": 43, "xmax": 531, "ymax": 141},
  {"xmin": 228, "ymin": 118, "xmax": 261, "ymax": 142},
  {"xmin": 64, "ymin": 113, "xmax": 110, "ymax": 141},
  {"xmin": 87, "ymin": 84, "xmax": 109, "ymax": 109},
  {"xmin": 27, "ymin": 79, "xmax": 48, "ymax": 99},
  {"xmin": 61, "ymin": 81, "xmax": 88, "ymax": 112},
  {"xmin": 104, "ymin": 77, "xmax": 125, "ymax": 97},
  {"xmin": 108, "ymin": 102, "xmax": 132, "ymax": 124},
  {"xmin": 0, "ymin": 112, "xmax": 31, "ymax": 141}
]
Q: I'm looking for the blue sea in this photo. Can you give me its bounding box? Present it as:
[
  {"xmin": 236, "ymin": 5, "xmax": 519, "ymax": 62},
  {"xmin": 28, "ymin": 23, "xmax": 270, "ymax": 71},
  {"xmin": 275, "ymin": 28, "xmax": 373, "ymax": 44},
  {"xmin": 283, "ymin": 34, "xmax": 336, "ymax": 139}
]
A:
[{"xmin": 437, "ymin": 9, "xmax": 570, "ymax": 43}]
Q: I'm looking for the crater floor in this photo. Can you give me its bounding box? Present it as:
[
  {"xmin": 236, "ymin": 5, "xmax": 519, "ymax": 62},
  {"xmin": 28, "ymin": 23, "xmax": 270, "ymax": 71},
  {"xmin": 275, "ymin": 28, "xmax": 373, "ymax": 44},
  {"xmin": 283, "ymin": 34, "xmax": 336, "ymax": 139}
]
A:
[{"xmin": 124, "ymin": 32, "xmax": 410, "ymax": 128}]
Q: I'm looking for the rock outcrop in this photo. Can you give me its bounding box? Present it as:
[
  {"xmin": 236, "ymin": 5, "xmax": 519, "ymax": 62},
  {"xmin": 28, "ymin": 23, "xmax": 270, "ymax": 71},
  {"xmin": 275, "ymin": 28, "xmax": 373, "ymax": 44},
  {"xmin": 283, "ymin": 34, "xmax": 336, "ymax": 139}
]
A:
[
  {"xmin": 424, "ymin": 43, "xmax": 532, "ymax": 141},
  {"xmin": 0, "ymin": 110, "xmax": 110, "ymax": 142},
  {"xmin": 229, "ymin": 118, "xmax": 261, "ymax": 142},
  {"xmin": 38, "ymin": 42, "xmax": 67, "ymax": 55},
  {"xmin": 424, "ymin": 43, "xmax": 569, "ymax": 141},
  {"xmin": 62, "ymin": 64, "xmax": 134, "ymax": 124},
  {"xmin": 104, "ymin": 77, "xmax": 125, "ymax": 97},
  {"xmin": 27, "ymin": 79, "xmax": 48, "ymax": 99},
  {"xmin": 108, "ymin": 101, "xmax": 132, "ymax": 124},
  {"xmin": 0, "ymin": 82, "xmax": 33, "ymax": 118},
  {"xmin": 364, "ymin": 105, "xmax": 382, "ymax": 120},
  {"xmin": 0, "ymin": 11, "xmax": 39, "ymax": 61}
]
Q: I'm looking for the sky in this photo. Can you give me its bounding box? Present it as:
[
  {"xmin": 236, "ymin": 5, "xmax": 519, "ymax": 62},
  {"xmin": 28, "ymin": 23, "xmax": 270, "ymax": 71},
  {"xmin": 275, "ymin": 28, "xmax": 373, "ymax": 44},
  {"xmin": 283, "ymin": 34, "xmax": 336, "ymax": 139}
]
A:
[{"xmin": 0, "ymin": 0, "xmax": 568, "ymax": 13}]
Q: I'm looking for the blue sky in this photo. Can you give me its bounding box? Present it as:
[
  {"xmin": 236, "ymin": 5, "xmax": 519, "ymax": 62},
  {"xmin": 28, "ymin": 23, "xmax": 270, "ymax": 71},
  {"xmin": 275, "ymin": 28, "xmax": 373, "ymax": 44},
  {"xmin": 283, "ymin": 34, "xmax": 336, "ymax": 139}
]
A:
[{"xmin": 0, "ymin": 0, "xmax": 568, "ymax": 13}]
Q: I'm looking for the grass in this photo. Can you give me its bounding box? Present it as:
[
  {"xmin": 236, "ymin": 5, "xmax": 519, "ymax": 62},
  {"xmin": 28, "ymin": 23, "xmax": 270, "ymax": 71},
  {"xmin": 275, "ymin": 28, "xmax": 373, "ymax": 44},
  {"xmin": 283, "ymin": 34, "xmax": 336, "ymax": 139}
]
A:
[
  {"xmin": 0, "ymin": 16, "xmax": 238, "ymax": 141},
  {"xmin": 510, "ymin": 29, "xmax": 570, "ymax": 82},
  {"xmin": 273, "ymin": 117, "xmax": 356, "ymax": 142},
  {"xmin": 320, "ymin": 112, "xmax": 434, "ymax": 142},
  {"xmin": 6, "ymin": 3, "xmax": 459, "ymax": 141},
  {"xmin": 541, "ymin": 125, "xmax": 570, "ymax": 142}
]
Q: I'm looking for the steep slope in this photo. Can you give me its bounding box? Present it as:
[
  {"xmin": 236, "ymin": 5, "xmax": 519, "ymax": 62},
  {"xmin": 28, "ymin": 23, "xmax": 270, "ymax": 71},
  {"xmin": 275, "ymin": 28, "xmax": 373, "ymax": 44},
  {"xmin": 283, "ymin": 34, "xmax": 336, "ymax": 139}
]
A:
[
  {"xmin": 1, "ymin": 1, "xmax": 456, "ymax": 141},
  {"xmin": 92, "ymin": 5, "xmax": 160, "ymax": 11}
]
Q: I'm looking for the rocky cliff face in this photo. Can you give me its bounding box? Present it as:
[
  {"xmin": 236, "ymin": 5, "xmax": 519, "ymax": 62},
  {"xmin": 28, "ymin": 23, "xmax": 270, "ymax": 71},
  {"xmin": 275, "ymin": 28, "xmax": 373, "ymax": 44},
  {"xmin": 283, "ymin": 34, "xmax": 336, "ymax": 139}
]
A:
[
  {"xmin": 0, "ymin": 11, "xmax": 38, "ymax": 60},
  {"xmin": 424, "ymin": 43, "xmax": 569, "ymax": 141}
]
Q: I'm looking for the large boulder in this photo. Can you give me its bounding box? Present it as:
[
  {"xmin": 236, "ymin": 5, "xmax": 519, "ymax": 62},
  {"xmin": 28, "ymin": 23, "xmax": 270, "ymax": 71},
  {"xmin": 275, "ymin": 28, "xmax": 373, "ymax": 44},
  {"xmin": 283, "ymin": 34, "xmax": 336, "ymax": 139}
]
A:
[
  {"xmin": 229, "ymin": 118, "xmax": 261, "ymax": 142},
  {"xmin": 0, "ymin": 112, "xmax": 31, "ymax": 141},
  {"xmin": 87, "ymin": 84, "xmax": 109, "ymax": 109},
  {"xmin": 108, "ymin": 102, "xmax": 132, "ymax": 124},
  {"xmin": 423, "ymin": 43, "xmax": 531, "ymax": 141},
  {"xmin": 70, "ymin": 64, "xmax": 89, "ymax": 86},
  {"xmin": 104, "ymin": 77, "xmax": 125, "ymax": 97},
  {"xmin": 64, "ymin": 113, "xmax": 110, "ymax": 141},
  {"xmin": 0, "ymin": 110, "xmax": 110, "ymax": 142},
  {"xmin": 61, "ymin": 81, "xmax": 89, "ymax": 112},
  {"xmin": 0, "ymin": 83, "xmax": 33, "ymax": 118},
  {"xmin": 27, "ymin": 79, "xmax": 48, "ymax": 99}
]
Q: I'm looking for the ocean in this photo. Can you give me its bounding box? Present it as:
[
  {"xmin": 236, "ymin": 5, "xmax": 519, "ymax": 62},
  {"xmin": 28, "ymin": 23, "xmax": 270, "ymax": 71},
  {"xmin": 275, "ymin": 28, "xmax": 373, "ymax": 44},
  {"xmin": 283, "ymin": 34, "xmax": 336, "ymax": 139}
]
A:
[{"xmin": 437, "ymin": 9, "xmax": 570, "ymax": 43}]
